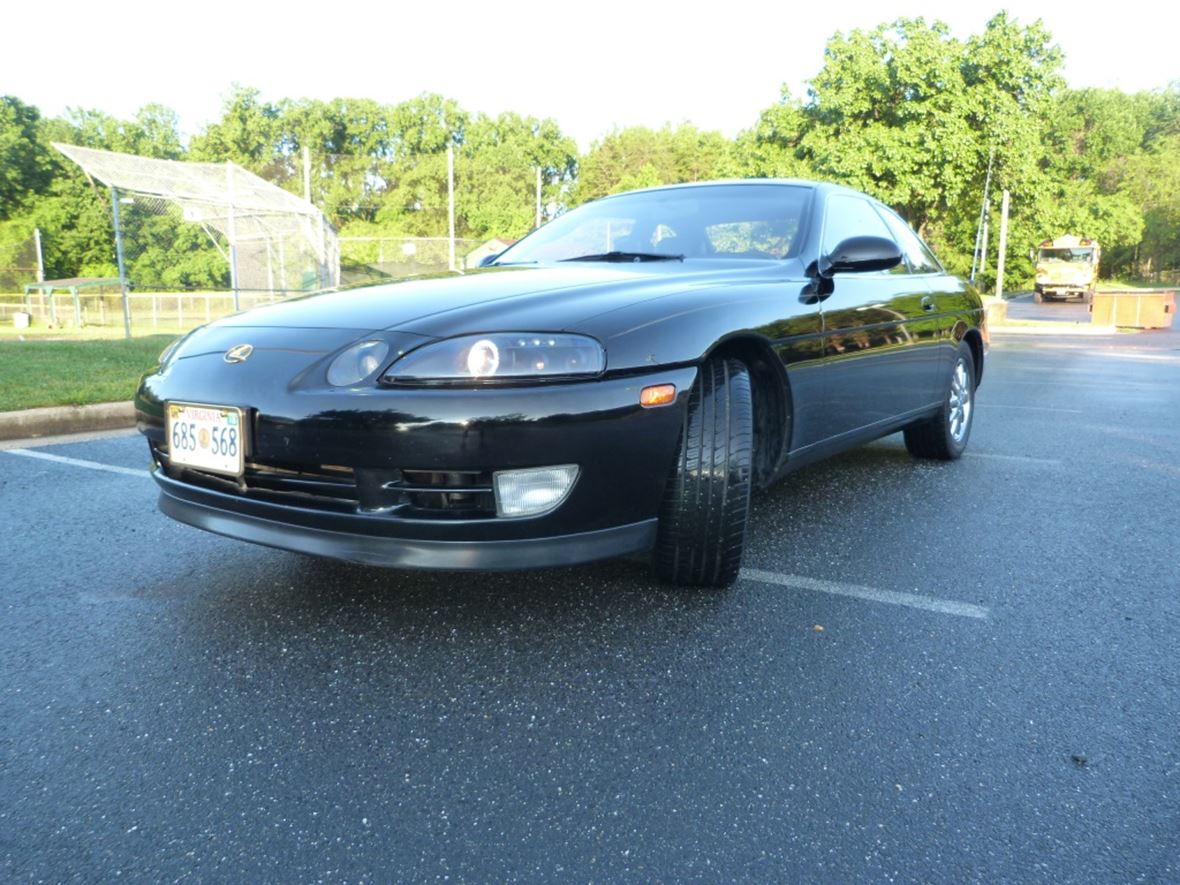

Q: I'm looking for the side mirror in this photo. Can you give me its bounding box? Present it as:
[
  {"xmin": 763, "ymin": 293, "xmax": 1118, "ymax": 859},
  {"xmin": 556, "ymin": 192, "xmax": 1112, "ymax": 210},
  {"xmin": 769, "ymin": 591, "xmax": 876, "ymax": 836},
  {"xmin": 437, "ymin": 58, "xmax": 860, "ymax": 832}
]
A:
[
  {"xmin": 478, "ymin": 253, "xmax": 501, "ymax": 268},
  {"xmin": 818, "ymin": 236, "xmax": 902, "ymax": 278}
]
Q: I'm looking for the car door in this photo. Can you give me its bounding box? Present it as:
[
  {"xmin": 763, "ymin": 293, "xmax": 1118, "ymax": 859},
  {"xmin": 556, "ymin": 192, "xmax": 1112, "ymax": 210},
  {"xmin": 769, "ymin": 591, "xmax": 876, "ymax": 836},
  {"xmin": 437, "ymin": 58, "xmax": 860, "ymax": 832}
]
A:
[
  {"xmin": 814, "ymin": 194, "xmax": 942, "ymax": 442},
  {"xmin": 875, "ymin": 206, "xmax": 962, "ymax": 405}
]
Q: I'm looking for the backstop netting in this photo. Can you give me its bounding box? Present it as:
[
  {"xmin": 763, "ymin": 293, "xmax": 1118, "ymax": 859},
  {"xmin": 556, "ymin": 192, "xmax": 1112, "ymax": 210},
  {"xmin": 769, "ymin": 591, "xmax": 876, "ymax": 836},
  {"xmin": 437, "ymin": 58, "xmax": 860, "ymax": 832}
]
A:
[{"xmin": 53, "ymin": 143, "xmax": 339, "ymax": 298}]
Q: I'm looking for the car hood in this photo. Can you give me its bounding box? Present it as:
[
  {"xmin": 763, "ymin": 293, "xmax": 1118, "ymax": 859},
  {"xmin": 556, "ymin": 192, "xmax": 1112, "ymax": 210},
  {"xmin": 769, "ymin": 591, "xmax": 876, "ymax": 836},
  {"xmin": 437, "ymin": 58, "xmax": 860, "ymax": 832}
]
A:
[{"xmin": 208, "ymin": 262, "xmax": 787, "ymax": 339}]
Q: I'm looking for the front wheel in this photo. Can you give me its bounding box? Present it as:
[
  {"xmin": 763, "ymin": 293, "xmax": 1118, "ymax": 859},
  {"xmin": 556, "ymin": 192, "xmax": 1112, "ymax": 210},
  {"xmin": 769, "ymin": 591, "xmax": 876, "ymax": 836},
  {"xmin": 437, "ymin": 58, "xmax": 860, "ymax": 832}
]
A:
[
  {"xmin": 904, "ymin": 342, "xmax": 976, "ymax": 461},
  {"xmin": 653, "ymin": 358, "xmax": 753, "ymax": 588},
  {"xmin": 1033, "ymin": 289, "xmax": 1044, "ymax": 304}
]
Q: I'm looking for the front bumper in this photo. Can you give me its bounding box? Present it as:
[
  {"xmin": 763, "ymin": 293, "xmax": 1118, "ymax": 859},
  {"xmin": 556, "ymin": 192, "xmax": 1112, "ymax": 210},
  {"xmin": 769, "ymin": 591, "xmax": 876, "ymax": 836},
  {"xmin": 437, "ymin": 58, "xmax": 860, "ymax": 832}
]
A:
[
  {"xmin": 155, "ymin": 471, "xmax": 658, "ymax": 569},
  {"xmin": 138, "ymin": 364, "xmax": 697, "ymax": 569}
]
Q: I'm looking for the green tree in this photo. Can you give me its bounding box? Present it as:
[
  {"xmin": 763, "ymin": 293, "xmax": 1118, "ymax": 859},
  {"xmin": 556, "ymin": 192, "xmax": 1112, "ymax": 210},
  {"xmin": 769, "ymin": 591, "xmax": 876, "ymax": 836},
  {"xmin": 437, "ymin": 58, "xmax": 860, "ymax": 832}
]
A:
[
  {"xmin": 0, "ymin": 96, "xmax": 53, "ymax": 220},
  {"xmin": 1110, "ymin": 133, "xmax": 1180, "ymax": 277},
  {"xmin": 371, "ymin": 94, "xmax": 468, "ymax": 236},
  {"xmin": 746, "ymin": 14, "xmax": 1067, "ymax": 282},
  {"xmin": 456, "ymin": 112, "xmax": 577, "ymax": 239},
  {"xmin": 732, "ymin": 87, "xmax": 813, "ymax": 179},
  {"xmin": 189, "ymin": 85, "xmax": 285, "ymax": 171},
  {"xmin": 572, "ymin": 125, "xmax": 732, "ymax": 205}
]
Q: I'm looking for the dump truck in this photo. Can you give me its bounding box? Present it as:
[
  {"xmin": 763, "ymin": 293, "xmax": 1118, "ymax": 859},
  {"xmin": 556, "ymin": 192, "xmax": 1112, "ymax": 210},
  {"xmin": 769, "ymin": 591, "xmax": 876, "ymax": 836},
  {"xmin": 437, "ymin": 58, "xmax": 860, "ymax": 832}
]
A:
[{"xmin": 1033, "ymin": 235, "xmax": 1100, "ymax": 303}]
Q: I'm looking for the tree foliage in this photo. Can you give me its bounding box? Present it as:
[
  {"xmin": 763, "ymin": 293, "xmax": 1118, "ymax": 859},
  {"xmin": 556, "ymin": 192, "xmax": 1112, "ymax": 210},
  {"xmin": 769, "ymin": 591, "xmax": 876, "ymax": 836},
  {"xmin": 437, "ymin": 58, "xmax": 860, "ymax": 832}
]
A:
[
  {"xmin": 573, "ymin": 124, "xmax": 732, "ymax": 205},
  {"xmin": 737, "ymin": 15, "xmax": 1177, "ymax": 285},
  {"xmin": 1, "ymin": 19, "xmax": 1178, "ymax": 292},
  {"xmin": 0, "ymin": 96, "xmax": 53, "ymax": 221}
]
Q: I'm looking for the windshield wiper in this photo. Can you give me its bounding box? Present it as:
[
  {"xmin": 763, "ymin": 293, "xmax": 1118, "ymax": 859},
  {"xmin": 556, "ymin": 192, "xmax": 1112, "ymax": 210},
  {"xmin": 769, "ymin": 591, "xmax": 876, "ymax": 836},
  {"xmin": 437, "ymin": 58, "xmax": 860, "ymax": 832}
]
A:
[{"xmin": 559, "ymin": 251, "xmax": 684, "ymax": 263}]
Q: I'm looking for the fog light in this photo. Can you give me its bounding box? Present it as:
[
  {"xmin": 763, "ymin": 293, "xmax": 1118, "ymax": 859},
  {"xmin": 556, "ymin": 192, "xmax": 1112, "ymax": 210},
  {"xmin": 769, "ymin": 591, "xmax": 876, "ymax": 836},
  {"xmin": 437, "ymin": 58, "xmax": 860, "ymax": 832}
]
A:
[{"xmin": 493, "ymin": 464, "xmax": 579, "ymax": 517}]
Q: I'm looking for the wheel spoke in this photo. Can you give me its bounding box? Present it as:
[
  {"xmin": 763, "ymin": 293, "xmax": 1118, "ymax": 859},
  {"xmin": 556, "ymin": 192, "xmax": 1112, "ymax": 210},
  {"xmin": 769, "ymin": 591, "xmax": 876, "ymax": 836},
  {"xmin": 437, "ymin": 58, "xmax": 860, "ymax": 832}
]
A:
[{"xmin": 947, "ymin": 358, "xmax": 972, "ymax": 443}]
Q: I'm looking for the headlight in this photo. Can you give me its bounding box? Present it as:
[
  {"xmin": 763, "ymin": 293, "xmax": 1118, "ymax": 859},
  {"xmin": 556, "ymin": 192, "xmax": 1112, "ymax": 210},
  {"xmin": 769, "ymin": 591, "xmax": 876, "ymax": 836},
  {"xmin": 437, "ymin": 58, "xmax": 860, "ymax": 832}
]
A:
[
  {"xmin": 327, "ymin": 340, "xmax": 391, "ymax": 386},
  {"xmin": 383, "ymin": 333, "xmax": 605, "ymax": 384}
]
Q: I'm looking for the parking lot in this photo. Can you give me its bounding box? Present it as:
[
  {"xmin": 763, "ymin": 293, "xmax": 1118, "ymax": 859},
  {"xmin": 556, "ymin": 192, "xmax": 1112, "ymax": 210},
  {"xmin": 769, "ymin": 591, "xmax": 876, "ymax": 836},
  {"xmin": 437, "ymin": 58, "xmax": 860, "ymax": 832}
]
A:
[{"xmin": 2, "ymin": 325, "xmax": 1178, "ymax": 880}]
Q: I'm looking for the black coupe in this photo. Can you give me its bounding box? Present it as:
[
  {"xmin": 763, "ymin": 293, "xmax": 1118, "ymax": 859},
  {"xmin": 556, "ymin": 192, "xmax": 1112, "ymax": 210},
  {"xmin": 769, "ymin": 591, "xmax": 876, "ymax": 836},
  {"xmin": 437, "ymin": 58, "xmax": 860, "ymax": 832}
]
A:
[{"xmin": 136, "ymin": 180, "xmax": 985, "ymax": 587}]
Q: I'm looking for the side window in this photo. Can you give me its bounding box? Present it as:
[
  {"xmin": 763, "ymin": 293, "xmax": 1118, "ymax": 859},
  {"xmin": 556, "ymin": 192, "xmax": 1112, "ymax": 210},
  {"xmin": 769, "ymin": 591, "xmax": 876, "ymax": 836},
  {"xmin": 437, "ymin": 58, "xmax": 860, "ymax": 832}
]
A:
[
  {"xmin": 876, "ymin": 207, "xmax": 943, "ymax": 274},
  {"xmin": 821, "ymin": 194, "xmax": 895, "ymax": 258}
]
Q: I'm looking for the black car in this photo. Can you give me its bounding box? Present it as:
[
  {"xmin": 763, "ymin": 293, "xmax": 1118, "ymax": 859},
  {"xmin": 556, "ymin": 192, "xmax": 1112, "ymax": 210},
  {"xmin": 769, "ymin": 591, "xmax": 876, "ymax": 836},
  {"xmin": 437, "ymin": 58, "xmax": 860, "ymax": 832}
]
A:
[{"xmin": 136, "ymin": 180, "xmax": 985, "ymax": 588}]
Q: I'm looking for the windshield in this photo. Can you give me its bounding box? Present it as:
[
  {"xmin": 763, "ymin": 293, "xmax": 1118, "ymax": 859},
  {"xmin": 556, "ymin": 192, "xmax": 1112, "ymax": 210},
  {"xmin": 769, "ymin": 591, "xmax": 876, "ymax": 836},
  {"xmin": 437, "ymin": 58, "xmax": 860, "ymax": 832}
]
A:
[
  {"xmin": 1039, "ymin": 247, "xmax": 1095, "ymax": 263},
  {"xmin": 495, "ymin": 183, "xmax": 812, "ymax": 265}
]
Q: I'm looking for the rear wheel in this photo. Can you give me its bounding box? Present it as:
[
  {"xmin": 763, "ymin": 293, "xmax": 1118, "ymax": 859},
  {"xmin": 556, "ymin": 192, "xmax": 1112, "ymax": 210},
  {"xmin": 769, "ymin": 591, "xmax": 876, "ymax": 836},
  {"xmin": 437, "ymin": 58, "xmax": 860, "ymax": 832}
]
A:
[
  {"xmin": 904, "ymin": 342, "xmax": 976, "ymax": 461},
  {"xmin": 653, "ymin": 358, "xmax": 753, "ymax": 588}
]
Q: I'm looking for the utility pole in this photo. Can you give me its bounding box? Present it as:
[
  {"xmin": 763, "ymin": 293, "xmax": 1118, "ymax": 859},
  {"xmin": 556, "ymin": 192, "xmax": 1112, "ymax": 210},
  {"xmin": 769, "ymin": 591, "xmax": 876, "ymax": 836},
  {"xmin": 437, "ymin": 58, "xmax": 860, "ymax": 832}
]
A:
[
  {"xmin": 971, "ymin": 148, "xmax": 995, "ymax": 283},
  {"xmin": 110, "ymin": 187, "xmax": 132, "ymax": 339},
  {"xmin": 302, "ymin": 145, "xmax": 312, "ymax": 204},
  {"xmin": 226, "ymin": 162, "xmax": 240, "ymax": 311},
  {"xmin": 994, "ymin": 190, "xmax": 1010, "ymax": 299},
  {"xmin": 447, "ymin": 142, "xmax": 456, "ymax": 272},
  {"xmin": 979, "ymin": 211, "xmax": 989, "ymax": 281},
  {"xmin": 33, "ymin": 227, "xmax": 44, "ymax": 282}
]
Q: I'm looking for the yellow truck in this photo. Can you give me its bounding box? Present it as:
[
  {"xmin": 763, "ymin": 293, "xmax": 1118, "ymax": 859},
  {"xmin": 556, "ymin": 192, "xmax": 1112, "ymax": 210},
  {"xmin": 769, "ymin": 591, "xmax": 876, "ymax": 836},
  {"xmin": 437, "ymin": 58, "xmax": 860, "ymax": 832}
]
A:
[{"xmin": 1033, "ymin": 235, "xmax": 1100, "ymax": 304}]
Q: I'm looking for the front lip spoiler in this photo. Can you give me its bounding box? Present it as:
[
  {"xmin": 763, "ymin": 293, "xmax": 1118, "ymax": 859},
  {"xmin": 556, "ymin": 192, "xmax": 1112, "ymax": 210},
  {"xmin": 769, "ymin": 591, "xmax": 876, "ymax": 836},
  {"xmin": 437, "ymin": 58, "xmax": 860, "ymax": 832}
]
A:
[{"xmin": 157, "ymin": 485, "xmax": 658, "ymax": 571}]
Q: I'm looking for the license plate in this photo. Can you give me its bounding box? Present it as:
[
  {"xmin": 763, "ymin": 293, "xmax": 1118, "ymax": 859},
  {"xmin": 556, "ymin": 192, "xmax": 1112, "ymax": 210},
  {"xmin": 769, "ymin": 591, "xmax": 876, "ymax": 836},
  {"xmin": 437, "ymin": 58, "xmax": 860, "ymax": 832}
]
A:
[{"xmin": 166, "ymin": 402, "xmax": 246, "ymax": 477}]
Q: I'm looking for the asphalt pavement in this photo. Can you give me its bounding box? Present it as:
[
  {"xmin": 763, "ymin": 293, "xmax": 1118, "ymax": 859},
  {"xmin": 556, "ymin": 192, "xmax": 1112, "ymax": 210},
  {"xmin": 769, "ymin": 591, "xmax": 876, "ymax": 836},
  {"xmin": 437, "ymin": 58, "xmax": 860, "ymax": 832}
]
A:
[{"xmin": 2, "ymin": 322, "xmax": 1178, "ymax": 881}]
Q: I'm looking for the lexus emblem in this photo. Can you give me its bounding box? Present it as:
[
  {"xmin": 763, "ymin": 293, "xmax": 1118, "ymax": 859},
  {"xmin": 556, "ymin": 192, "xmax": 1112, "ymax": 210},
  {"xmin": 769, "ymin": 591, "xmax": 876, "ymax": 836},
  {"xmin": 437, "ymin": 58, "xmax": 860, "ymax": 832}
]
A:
[{"xmin": 224, "ymin": 344, "xmax": 254, "ymax": 364}]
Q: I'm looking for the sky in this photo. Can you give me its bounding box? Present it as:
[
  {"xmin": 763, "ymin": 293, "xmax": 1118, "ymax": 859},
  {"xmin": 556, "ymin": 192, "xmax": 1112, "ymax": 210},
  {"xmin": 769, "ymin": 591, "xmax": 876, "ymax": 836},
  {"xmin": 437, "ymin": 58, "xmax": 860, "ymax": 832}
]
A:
[{"xmin": 4, "ymin": 1, "xmax": 1177, "ymax": 150}]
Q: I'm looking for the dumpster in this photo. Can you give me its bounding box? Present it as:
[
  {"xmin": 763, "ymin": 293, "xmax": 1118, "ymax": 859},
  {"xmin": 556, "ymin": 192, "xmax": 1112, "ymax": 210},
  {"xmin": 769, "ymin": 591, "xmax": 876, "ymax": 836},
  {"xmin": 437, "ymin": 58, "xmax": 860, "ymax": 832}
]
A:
[{"xmin": 1090, "ymin": 289, "xmax": 1175, "ymax": 329}]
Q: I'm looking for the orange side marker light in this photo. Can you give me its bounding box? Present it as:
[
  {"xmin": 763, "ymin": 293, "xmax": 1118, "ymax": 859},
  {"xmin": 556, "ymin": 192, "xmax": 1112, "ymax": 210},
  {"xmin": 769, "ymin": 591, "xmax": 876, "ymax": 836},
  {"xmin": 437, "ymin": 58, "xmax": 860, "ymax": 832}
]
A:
[{"xmin": 640, "ymin": 384, "xmax": 677, "ymax": 407}]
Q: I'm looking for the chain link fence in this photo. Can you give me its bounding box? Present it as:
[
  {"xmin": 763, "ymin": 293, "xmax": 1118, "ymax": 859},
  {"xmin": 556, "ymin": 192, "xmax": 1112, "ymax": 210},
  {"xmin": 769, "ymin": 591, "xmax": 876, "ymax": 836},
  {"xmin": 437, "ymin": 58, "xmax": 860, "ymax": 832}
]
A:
[
  {"xmin": 0, "ymin": 233, "xmax": 40, "ymax": 293},
  {"xmin": 4, "ymin": 145, "xmax": 516, "ymax": 337},
  {"xmin": 0, "ymin": 145, "xmax": 340, "ymax": 336}
]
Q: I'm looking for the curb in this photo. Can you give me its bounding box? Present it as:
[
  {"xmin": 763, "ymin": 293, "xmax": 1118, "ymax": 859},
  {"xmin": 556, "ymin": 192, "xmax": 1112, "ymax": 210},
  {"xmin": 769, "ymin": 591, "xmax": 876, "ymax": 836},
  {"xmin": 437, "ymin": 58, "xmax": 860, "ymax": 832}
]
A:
[
  {"xmin": 990, "ymin": 324, "xmax": 1120, "ymax": 337},
  {"xmin": 0, "ymin": 401, "xmax": 136, "ymax": 441}
]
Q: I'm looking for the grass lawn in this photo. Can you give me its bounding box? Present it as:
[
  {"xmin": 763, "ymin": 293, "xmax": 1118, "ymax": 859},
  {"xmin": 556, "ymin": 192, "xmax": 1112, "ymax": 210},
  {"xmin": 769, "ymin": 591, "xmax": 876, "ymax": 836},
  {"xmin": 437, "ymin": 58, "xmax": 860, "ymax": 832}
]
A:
[{"xmin": 0, "ymin": 336, "xmax": 173, "ymax": 412}]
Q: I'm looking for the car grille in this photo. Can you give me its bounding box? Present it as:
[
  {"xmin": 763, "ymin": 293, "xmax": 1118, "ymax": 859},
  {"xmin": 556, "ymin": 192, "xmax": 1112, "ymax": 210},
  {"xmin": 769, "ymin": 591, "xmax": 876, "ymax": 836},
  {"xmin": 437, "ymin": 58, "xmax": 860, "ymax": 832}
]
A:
[{"xmin": 151, "ymin": 442, "xmax": 497, "ymax": 519}]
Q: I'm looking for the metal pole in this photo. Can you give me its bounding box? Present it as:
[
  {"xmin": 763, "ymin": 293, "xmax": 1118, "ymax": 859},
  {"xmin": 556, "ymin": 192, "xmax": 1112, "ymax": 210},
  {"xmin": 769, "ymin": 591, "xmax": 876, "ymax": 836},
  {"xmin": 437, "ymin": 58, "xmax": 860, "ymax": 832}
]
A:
[
  {"xmin": 111, "ymin": 187, "xmax": 132, "ymax": 338},
  {"xmin": 278, "ymin": 236, "xmax": 287, "ymax": 294},
  {"xmin": 226, "ymin": 163, "xmax": 239, "ymax": 311},
  {"xmin": 33, "ymin": 227, "xmax": 45, "ymax": 282},
  {"xmin": 980, "ymin": 213, "xmax": 989, "ymax": 280},
  {"xmin": 535, "ymin": 166, "xmax": 542, "ymax": 229},
  {"xmin": 970, "ymin": 148, "xmax": 994, "ymax": 283},
  {"xmin": 303, "ymin": 145, "xmax": 312, "ymax": 204},
  {"xmin": 994, "ymin": 190, "xmax": 1010, "ymax": 300},
  {"xmin": 319, "ymin": 213, "xmax": 328, "ymax": 289},
  {"xmin": 447, "ymin": 142, "xmax": 456, "ymax": 272}
]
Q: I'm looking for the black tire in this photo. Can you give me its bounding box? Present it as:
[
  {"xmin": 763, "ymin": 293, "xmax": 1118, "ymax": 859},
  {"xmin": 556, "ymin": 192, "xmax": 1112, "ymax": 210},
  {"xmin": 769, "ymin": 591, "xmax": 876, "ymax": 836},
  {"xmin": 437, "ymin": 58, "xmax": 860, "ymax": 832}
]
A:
[
  {"xmin": 653, "ymin": 358, "xmax": 753, "ymax": 588},
  {"xmin": 1082, "ymin": 290, "xmax": 1094, "ymax": 304},
  {"xmin": 903, "ymin": 342, "xmax": 976, "ymax": 461},
  {"xmin": 1033, "ymin": 289, "xmax": 1044, "ymax": 304}
]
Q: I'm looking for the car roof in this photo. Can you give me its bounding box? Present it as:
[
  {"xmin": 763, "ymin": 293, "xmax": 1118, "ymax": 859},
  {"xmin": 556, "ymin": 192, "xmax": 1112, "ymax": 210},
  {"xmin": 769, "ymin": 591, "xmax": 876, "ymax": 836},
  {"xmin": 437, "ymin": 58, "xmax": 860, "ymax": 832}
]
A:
[{"xmin": 594, "ymin": 178, "xmax": 877, "ymax": 205}]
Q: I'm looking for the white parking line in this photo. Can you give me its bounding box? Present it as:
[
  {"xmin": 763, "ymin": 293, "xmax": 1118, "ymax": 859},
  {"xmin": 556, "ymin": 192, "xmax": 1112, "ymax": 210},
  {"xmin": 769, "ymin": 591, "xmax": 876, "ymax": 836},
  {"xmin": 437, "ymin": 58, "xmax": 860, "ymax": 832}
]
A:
[
  {"xmin": 965, "ymin": 452, "xmax": 1063, "ymax": 466},
  {"xmin": 977, "ymin": 403, "xmax": 1084, "ymax": 414},
  {"xmin": 740, "ymin": 568, "xmax": 990, "ymax": 619},
  {"xmin": 3, "ymin": 448, "xmax": 148, "ymax": 478}
]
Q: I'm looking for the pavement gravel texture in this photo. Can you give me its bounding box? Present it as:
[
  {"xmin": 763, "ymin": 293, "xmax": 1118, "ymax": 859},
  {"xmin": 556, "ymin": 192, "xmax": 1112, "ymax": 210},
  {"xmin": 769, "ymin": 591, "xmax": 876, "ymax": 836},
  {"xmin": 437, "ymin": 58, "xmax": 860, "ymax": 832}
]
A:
[{"xmin": 1, "ymin": 318, "xmax": 1177, "ymax": 881}]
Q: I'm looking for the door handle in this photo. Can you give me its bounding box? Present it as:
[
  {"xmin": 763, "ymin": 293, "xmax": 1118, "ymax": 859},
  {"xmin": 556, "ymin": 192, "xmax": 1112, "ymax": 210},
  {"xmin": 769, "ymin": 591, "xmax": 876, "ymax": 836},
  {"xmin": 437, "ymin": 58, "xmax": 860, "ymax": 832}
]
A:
[{"xmin": 921, "ymin": 296, "xmax": 935, "ymax": 312}]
